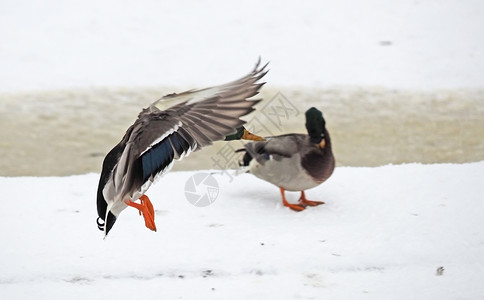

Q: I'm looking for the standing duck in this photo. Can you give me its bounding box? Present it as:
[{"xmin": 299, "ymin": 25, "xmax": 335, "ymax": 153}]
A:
[
  {"xmin": 239, "ymin": 107, "xmax": 334, "ymax": 211},
  {"xmin": 97, "ymin": 60, "xmax": 268, "ymax": 236}
]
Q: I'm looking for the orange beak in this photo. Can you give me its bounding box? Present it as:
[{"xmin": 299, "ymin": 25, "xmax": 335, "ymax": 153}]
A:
[
  {"xmin": 318, "ymin": 139, "xmax": 326, "ymax": 149},
  {"xmin": 242, "ymin": 129, "xmax": 265, "ymax": 141}
]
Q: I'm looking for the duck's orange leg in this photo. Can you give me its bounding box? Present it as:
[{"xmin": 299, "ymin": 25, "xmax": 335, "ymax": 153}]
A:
[
  {"xmin": 298, "ymin": 191, "xmax": 325, "ymax": 207},
  {"xmin": 280, "ymin": 187, "xmax": 306, "ymax": 212},
  {"xmin": 125, "ymin": 194, "xmax": 157, "ymax": 232}
]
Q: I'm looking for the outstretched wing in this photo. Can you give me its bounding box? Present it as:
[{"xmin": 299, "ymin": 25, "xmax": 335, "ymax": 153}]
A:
[
  {"xmin": 146, "ymin": 58, "xmax": 267, "ymax": 113},
  {"xmin": 110, "ymin": 60, "xmax": 269, "ymax": 200}
]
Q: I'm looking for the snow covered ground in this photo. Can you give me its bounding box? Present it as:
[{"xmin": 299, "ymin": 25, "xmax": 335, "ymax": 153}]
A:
[
  {"xmin": 1, "ymin": 0, "xmax": 483, "ymax": 91},
  {"xmin": 1, "ymin": 163, "xmax": 484, "ymax": 299}
]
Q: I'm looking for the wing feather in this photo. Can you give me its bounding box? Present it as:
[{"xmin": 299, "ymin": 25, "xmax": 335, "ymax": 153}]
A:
[{"xmin": 108, "ymin": 59, "xmax": 268, "ymax": 201}]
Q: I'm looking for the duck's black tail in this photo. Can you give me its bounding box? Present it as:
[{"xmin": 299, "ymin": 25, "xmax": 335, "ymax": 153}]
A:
[
  {"xmin": 236, "ymin": 140, "xmax": 270, "ymax": 169},
  {"xmin": 235, "ymin": 148, "xmax": 253, "ymax": 167}
]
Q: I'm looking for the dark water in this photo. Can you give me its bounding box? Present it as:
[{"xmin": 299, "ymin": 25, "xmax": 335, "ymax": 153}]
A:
[{"xmin": 1, "ymin": 86, "xmax": 483, "ymax": 176}]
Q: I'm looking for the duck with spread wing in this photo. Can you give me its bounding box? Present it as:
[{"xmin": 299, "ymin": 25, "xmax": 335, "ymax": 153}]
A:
[{"xmin": 97, "ymin": 60, "xmax": 268, "ymax": 236}]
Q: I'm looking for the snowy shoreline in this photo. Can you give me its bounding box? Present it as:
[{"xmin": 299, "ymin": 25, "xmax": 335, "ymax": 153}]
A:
[
  {"xmin": 2, "ymin": 85, "xmax": 483, "ymax": 176},
  {"xmin": 2, "ymin": 1, "xmax": 484, "ymax": 92}
]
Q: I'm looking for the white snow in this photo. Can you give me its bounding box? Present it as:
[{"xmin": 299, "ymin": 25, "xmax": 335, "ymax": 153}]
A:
[
  {"xmin": 1, "ymin": 0, "xmax": 484, "ymax": 92},
  {"xmin": 1, "ymin": 162, "xmax": 484, "ymax": 299}
]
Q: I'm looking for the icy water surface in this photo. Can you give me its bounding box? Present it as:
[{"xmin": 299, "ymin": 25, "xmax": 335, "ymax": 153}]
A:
[{"xmin": 1, "ymin": 86, "xmax": 483, "ymax": 176}]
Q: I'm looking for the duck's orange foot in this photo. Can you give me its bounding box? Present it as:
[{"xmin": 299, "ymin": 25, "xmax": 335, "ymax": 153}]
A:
[
  {"xmin": 125, "ymin": 194, "xmax": 157, "ymax": 232},
  {"xmin": 298, "ymin": 191, "xmax": 325, "ymax": 207},
  {"xmin": 285, "ymin": 202, "xmax": 307, "ymax": 212},
  {"xmin": 139, "ymin": 195, "xmax": 155, "ymax": 218},
  {"xmin": 280, "ymin": 187, "xmax": 306, "ymax": 212}
]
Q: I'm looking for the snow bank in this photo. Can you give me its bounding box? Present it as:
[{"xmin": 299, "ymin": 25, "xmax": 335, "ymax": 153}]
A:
[
  {"xmin": 1, "ymin": 0, "xmax": 483, "ymax": 92},
  {"xmin": 1, "ymin": 162, "xmax": 483, "ymax": 299}
]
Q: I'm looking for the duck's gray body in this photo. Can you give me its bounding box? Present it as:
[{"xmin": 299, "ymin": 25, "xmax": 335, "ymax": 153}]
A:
[{"xmin": 241, "ymin": 129, "xmax": 334, "ymax": 192}]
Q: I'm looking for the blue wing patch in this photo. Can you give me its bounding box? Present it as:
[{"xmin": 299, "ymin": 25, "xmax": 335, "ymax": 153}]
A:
[
  {"xmin": 141, "ymin": 139, "xmax": 174, "ymax": 182},
  {"xmin": 138, "ymin": 131, "xmax": 192, "ymax": 183}
]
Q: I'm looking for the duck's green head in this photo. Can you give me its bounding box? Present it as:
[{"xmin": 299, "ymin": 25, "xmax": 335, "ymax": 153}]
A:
[{"xmin": 305, "ymin": 107, "xmax": 326, "ymax": 147}]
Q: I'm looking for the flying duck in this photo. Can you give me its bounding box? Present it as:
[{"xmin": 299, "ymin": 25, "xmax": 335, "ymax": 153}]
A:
[
  {"xmin": 238, "ymin": 107, "xmax": 334, "ymax": 211},
  {"xmin": 97, "ymin": 60, "xmax": 268, "ymax": 236}
]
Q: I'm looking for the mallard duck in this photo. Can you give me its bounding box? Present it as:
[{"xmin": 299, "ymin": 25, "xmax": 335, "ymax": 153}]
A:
[
  {"xmin": 238, "ymin": 107, "xmax": 334, "ymax": 211},
  {"xmin": 97, "ymin": 60, "xmax": 268, "ymax": 236}
]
